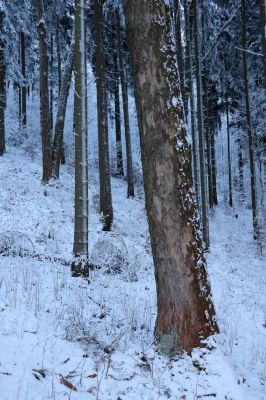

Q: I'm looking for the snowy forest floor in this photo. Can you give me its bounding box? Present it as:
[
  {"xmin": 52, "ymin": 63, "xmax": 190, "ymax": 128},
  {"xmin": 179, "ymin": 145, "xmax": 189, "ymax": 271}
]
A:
[{"xmin": 0, "ymin": 148, "xmax": 265, "ymax": 400}]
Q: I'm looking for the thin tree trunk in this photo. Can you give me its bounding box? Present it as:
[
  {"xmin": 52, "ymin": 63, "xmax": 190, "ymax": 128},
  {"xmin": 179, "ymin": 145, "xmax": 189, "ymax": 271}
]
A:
[
  {"xmin": 35, "ymin": 0, "xmax": 52, "ymax": 183},
  {"xmin": 73, "ymin": 0, "xmax": 88, "ymax": 256},
  {"xmin": 241, "ymin": 0, "xmax": 258, "ymax": 239},
  {"xmin": 183, "ymin": 0, "xmax": 191, "ymax": 120},
  {"xmin": 259, "ymin": 0, "xmax": 266, "ymax": 90},
  {"xmin": 116, "ymin": 10, "xmax": 134, "ymax": 197},
  {"xmin": 124, "ymin": 0, "xmax": 218, "ymax": 355},
  {"xmin": 210, "ymin": 131, "xmax": 218, "ymax": 206},
  {"xmin": 200, "ymin": 1, "xmax": 213, "ymax": 211},
  {"xmin": 186, "ymin": 4, "xmax": 199, "ymax": 203},
  {"xmin": 238, "ymin": 142, "xmax": 245, "ymax": 203},
  {"xmin": 50, "ymin": 34, "xmax": 54, "ymax": 134},
  {"xmin": 226, "ymin": 101, "xmax": 233, "ymax": 207},
  {"xmin": 56, "ymin": 22, "xmax": 62, "ymax": 94},
  {"xmin": 193, "ymin": 0, "xmax": 209, "ymax": 248},
  {"xmin": 0, "ymin": 9, "xmax": 6, "ymax": 156},
  {"xmin": 56, "ymin": 22, "xmax": 65, "ymax": 164},
  {"xmin": 20, "ymin": 31, "xmax": 27, "ymax": 128},
  {"xmin": 52, "ymin": 41, "xmax": 74, "ymax": 179},
  {"xmin": 113, "ymin": 44, "xmax": 124, "ymax": 176},
  {"xmin": 94, "ymin": 0, "xmax": 113, "ymax": 230},
  {"xmin": 173, "ymin": 0, "xmax": 186, "ymax": 113},
  {"xmin": 18, "ymin": 39, "xmax": 22, "ymax": 127}
]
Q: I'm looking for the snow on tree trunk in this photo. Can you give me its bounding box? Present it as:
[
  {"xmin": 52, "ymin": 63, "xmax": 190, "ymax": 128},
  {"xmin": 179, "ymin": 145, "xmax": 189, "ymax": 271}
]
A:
[
  {"xmin": 123, "ymin": 0, "xmax": 218, "ymax": 355},
  {"xmin": 73, "ymin": 0, "xmax": 88, "ymax": 256}
]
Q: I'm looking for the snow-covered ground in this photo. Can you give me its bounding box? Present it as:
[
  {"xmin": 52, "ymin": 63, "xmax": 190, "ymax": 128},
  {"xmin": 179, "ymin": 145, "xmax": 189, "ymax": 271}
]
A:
[{"xmin": 0, "ymin": 146, "xmax": 265, "ymax": 400}]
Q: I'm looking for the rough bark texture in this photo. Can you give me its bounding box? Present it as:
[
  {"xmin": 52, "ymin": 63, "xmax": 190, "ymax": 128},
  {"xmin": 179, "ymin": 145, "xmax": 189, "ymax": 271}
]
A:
[
  {"xmin": 241, "ymin": 0, "xmax": 258, "ymax": 239},
  {"xmin": 116, "ymin": 10, "xmax": 134, "ymax": 198},
  {"xmin": 20, "ymin": 31, "xmax": 27, "ymax": 128},
  {"xmin": 94, "ymin": 0, "xmax": 113, "ymax": 230},
  {"xmin": 123, "ymin": 0, "xmax": 218, "ymax": 355},
  {"xmin": 0, "ymin": 10, "xmax": 6, "ymax": 156},
  {"xmin": 52, "ymin": 41, "xmax": 74, "ymax": 179},
  {"xmin": 73, "ymin": 0, "xmax": 88, "ymax": 256},
  {"xmin": 35, "ymin": 0, "xmax": 52, "ymax": 183}
]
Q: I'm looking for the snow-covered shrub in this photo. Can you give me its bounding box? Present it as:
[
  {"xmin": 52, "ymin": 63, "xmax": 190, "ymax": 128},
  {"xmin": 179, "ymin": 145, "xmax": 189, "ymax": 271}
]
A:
[{"xmin": 0, "ymin": 231, "xmax": 34, "ymax": 256}]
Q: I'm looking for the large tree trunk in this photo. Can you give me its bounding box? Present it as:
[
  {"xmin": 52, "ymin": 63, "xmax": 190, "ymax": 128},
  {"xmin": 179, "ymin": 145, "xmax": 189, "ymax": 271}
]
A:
[
  {"xmin": 116, "ymin": 10, "xmax": 134, "ymax": 198},
  {"xmin": 241, "ymin": 0, "xmax": 258, "ymax": 239},
  {"xmin": 94, "ymin": 0, "xmax": 113, "ymax": 230},
  {"xmin": 123, "ymin": 0, "xmax": 218, "ymax": 355},
  {"xmin": 20, "ymin": 31, "xmax": 27, "ymax": 128},
  {"xmin": 52, "ymin": 41, "xmax": 74, "ymax": 179},
  {"xmin": 0, "ymin": 9, "xmax": 6, "ymax": 156},
  {"xmin": 193, "ymin": 0, "xmax": 209, "ymax": 248},
  {"xmin": 73, "ymin": 0, "xmax": 88, "ymax": 256},
  {"xmin": 35, "ymin": 0, "xmax": 52, "ymax": 183}
]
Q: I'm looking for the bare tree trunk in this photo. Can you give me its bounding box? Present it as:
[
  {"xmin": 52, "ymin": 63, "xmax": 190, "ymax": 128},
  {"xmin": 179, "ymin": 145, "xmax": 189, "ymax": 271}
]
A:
[
  {"xmin": 94, "ymin": 0, "xmax": 113, "ymax": 230},
  {"xmin": 210, "ymin": 131, "xmax": 218, "ymax": 206},
  {"xmin": 34, "ymin": 0, "xmax": 52, "ymax": 183},
  {"xmin": 241, "ymin": 0, "xmax": 258, "ymax": 239},
  {"xmin": 56, "ymin": 22, "xmax": 62, "ymax": 95},
  {"xmin": 173, "ymin": 0, "xmax": 186, "ymax": 113},
  {"xmin": 183, "ymin": 0, "xmax": 191, "ymax": 120},
  {"xmin": 193, "ymin": 0, "xmax": 209, "ymax": 248},
  {"xmin": 124, "ymin": 0, "xmax": 218, "ymax": 355},
  {"xmin": 259, "ymin": 0, "xmax": 266, "ymax": 90},
  {"xmin": 226, "ymin": 101, "xmax": 233, "ymax": 207},
  {"xmin": 0, "ymin": 9, "xmax": 6, "ymax": 156},
  {"xmin": 238, "ymin": 142, "xmax": 245, "ymax": 203},
  {"xmin": 186, "ymin": 4, "xmax": 199, "ymax": 203},
  {"xmin": 50, "ymin": 34, "xmax": 54, "ymax": 134},
  {"xmin": 116, "ymin": 10, "xmax": 134, "ymax": 197},
  {"xmin": 56, "ymin": 22, "xmax": 65, "ymax": 164},
  {"xmin": 52, "ymin": 41, "xmax": 74, "ymax": 179},
  {"xmin": 73, "ymin": 0, "xmax": 88, "ymax": 256},
  {"xmin": 20, "ymin": 31, "xmax": 27, "ymax": 128},
  {"xmin": 113, "ymin": 42, "xmax": 124, "ymax": 176},
  {"xmin": 18, "ymin": 39, "xmax": 22, "ymax": 126}
]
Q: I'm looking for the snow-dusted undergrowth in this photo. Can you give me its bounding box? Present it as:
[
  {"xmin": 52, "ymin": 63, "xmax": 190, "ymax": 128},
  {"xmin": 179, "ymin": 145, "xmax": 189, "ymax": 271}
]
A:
[
  {"xmin": 0, "ymin": 83, "xmax": 265, "ymax": 399},
  {"xmin": 0, "ymin": 148, "xmax": 265, "ymax": 400}
]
